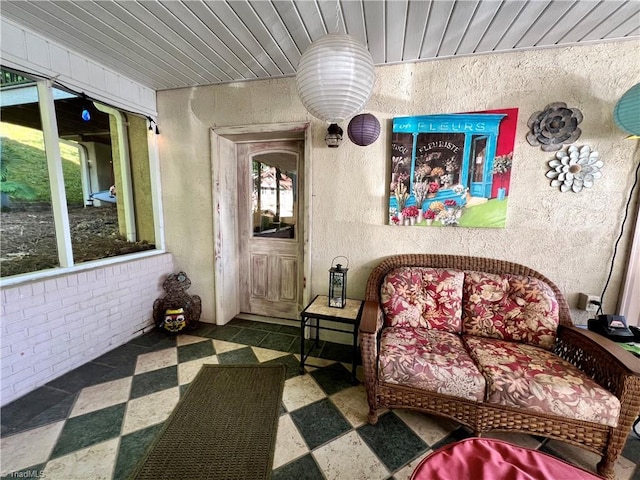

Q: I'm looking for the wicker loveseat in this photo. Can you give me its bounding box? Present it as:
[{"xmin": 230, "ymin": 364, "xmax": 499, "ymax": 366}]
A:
[{"xmin": 359, "ymin": 254, "xmax": 640, "ymax": 479}]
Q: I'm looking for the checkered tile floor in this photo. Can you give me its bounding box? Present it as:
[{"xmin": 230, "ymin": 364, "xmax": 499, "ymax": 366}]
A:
[{"xmin": 2, "ymin": 318, "xmax": 639, "ymax": 480}]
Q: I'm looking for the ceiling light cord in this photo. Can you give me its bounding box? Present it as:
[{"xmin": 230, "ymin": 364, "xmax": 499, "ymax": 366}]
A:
[
  {"xmin": 5, "ymin": 65, "xmax": 158, "ymax": 128},
  {"xmin": 597, "ymin": 141, "xmax": 640, "ymax": 316}
]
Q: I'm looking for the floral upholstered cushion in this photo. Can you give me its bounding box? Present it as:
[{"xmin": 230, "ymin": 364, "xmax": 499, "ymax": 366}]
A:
[
  {"xmin": 378, "ymin": 327, "xmax": 486, "ymax": 402},
  {"xmin": 462, "ymin": 271, "xmax": 559, "ymax": 349},
  {"xmin": 381, "ymin": 267, "xmax": 464, "ymax": 333},
  {"xmin": 464, "ymin": 336, "xmax": 620, "ymax": 427}
]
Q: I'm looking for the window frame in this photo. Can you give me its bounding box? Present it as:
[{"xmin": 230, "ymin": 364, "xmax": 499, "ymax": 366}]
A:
[{"xmin": 0, "ymin": 75, "xmax": 165, "ymax": 286}]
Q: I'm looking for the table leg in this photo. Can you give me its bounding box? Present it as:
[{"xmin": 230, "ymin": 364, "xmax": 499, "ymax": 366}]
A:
[
  {"xmin": 351, "ymin": 326, "xmax": 358, "ymax": 384},
  {"xmin": 299, "ymin": 315, "xmax": 306, "ymax": 375}
]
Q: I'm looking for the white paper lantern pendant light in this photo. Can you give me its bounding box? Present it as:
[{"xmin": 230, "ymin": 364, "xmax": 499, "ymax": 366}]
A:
[
  {"xmin": 296, "ymin": 7, "xmax": 376, "ymax": 147},
  {"xmin": 296, "ymin": 33, "xmax": 375, "ymax": 124}
]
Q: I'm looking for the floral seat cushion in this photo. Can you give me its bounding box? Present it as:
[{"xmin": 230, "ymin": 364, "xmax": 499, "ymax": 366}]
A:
[
  {"xmin": 379, "ymin": 327, "xmax": 486, "ymax": 402},
  {"xmin": 381, "ymin": 267, "xmax": 464, "ymax": 333},
  {"xmin": 462, "ymin": 271, "xmax": 559, "ymax": 349},
  {"xmin": 464, "ymin": 336, "xmax": 620, "ymax": 427}
]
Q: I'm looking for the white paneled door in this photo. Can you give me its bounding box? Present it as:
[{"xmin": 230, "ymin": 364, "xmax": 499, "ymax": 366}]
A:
[{"xmin": 237, "ymin": 141, "xmax": 304, "ymax": 320}]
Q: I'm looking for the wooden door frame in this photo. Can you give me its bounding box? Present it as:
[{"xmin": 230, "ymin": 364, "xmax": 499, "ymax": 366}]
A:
[{"xmin": 211, "ymin": 122, "xmax": 311, "ymax": 325}]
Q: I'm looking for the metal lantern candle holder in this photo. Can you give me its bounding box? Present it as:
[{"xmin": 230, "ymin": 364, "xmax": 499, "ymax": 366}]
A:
[{"xmin": 329, "ymin": 256, "xmax": 349, "ymax": 308}]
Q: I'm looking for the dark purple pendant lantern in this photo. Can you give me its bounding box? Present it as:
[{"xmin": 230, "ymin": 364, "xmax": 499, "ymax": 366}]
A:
[{"xmin": 347, "ymin": 113, "xmax": 381, "ymax": 146}]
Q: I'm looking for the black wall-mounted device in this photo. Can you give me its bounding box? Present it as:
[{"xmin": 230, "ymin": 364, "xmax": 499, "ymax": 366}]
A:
[{"xmin": 587, "ymin": 314, "xmax": 635, "ymax": 342}]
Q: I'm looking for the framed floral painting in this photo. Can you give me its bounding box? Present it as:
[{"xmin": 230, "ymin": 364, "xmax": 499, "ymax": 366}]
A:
[{"xmin": 389, "ymin": 108, "xmax": 518, "ymax": 228}]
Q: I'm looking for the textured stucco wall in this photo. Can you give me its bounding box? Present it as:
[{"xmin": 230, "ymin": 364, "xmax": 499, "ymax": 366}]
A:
[{"xmin": 157, "ymin": 40, "xmax": 640, "ymax": 325}]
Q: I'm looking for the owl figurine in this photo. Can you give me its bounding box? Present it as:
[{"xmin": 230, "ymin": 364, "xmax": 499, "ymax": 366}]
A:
[{"xmin": 153, "ymin": 272, "xmax": 201, "ymax": 335}]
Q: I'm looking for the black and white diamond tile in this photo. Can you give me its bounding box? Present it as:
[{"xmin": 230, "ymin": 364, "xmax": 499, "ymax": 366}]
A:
[
  {"xmin": 1, "ymin": 319, "xmax": 639, "ymax": 480},
  {"xmin": 271, "ymin": 452, "xmax": 325, "ymax": 480},
  {"xmin": 113, "ymin": 424, "xmax": 163, "ymax": 480},
  {"xmin": 314, "ymin": 430, "xmax": 390, "ymax": 480},
  {"xmin": 51, "ymin": 403, "xmax": 126, "ymax": 460},
  {"xmin": 358, "ymin": 412, "xmax": 429, "ymax": 472},
  {"xmin": 290, "ymin": 399, "xmax": 353, "ymax": 450}
]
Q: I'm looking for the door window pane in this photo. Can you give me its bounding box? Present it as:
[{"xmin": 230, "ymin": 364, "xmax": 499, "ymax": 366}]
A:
[{"xmin": 252, "ymin": 153, "xmax": 297, "ymax": 239}]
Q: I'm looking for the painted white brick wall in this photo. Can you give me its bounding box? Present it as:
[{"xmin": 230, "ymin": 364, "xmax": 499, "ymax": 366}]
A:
[{"xmin": 0, "ymin": 253, "xmax": 174, "ymax": 406}]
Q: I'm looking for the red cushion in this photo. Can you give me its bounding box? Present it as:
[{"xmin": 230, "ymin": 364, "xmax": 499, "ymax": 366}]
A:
[
  {"xmin": 379, "ymin": 327, "xmax": 486, "ymax": 402},
  {"xmin": 411, "ymin": 438, "xmax": 604, "ymax": 480},
  {"xmin": 464, "ymin": 337, "xmax": 620, "ymax": 427},
  {"xmin": 381, "ymin": 267, "xmax": 464, "ymax": 333},
  {"xmin": 462, "ymin": 271, "xmax": 559, "ymax": 349}
]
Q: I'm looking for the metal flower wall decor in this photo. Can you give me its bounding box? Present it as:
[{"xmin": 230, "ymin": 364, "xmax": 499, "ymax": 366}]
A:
[
  {"xmin": 546, "ymin": 145, "xmax": 602, "ymax": 193},
  {"xmin": 527, "ymin": 102, "xmax": 583, "ymax": 151}
]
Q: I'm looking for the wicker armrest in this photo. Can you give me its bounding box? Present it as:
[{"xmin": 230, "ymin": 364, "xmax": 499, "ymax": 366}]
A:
[
  {"xmin": 555, "ymin": 324, "xmax": 640, "ymax": 397},
  {"xmin": 359, "ymin": 300, "xmax": 384, "ymax": 424},
  {"xmin": 360, "ymin": 300, "xmax": 383, "ymax": 334}
]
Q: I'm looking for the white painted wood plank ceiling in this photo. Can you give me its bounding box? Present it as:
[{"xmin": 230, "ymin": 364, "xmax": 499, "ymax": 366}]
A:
[{"xmin": 2, "ymin": 0, "xmax": 639, "ymax": 91}]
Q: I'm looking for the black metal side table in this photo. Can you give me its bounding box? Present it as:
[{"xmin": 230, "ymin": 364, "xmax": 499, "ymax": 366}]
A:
[{"xmin": 299, "ymin": 295, "xmax": 364, "ymax": 384}]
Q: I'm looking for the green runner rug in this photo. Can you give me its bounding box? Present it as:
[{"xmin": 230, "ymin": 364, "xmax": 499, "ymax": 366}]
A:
[{"xmin": 129, "ymin": 364, "xmax": 286, "ymax": 480}]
